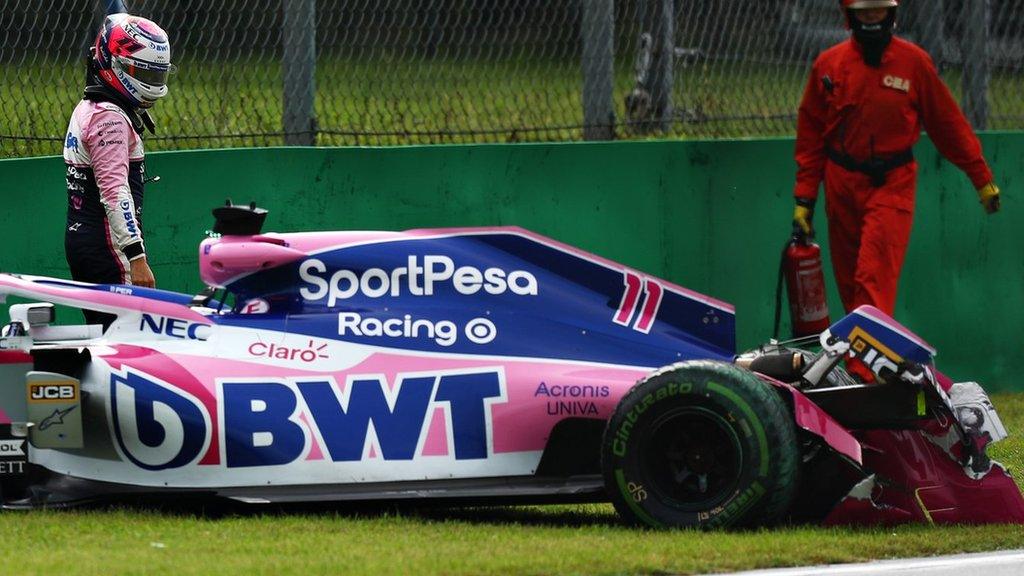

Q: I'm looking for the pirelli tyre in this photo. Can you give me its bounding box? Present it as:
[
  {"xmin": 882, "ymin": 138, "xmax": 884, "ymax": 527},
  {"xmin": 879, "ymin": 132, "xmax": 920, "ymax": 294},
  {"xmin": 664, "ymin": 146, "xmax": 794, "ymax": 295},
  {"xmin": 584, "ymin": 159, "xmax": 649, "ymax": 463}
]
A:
[{"xmin": 602, "ymin": 360, "xmax": 799, "ymax": 529}]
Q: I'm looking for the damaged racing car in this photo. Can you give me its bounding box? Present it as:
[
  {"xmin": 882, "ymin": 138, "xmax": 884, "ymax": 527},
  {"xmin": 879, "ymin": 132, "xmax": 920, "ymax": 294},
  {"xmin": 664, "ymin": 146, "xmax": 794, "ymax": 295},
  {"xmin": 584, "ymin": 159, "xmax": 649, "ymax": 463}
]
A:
[{"xmin": 1, "ymin": 203, "xmax": 1022, "ymax": 528}]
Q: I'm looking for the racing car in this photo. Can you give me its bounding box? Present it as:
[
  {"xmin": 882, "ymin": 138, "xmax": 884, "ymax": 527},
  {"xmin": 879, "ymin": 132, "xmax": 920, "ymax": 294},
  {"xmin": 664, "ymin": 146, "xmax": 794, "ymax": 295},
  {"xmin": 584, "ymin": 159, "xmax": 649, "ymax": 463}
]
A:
[{"xmin": 1, "ymin": 202, "xmax": 1022, "ymax": 528}]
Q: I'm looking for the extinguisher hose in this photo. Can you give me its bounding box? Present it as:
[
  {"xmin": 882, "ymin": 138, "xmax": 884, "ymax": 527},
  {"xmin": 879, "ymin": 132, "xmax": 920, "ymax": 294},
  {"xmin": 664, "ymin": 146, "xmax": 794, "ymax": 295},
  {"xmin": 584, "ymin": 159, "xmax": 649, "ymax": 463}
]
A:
[{"xmin": 772, "ymin": 240, "xmax": 791, "ymax": 340}]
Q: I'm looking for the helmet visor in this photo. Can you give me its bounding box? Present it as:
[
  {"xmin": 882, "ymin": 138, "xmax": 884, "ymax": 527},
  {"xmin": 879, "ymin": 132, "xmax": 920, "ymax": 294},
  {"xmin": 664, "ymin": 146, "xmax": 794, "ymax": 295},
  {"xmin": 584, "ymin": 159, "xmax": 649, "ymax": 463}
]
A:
[{"xmin": 118, "ymin": 57, "xmax": 177, "ymax": 87}]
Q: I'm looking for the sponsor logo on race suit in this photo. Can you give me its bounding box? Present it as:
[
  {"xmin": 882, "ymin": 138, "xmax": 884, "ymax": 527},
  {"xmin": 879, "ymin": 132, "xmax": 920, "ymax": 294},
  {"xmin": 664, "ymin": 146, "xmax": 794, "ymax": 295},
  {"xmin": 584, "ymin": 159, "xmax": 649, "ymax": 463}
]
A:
[
  {"xmin": 65, "ymin": 164, "xmax": 87, "ymax": 210},
  {"xmin": 299, "ymin": 255, "xmax": 538, "ymax": 306},
  {"xmin": 64, "ymin": 133, "xmax": 79, "ymax": 152},
  {"xmin": 109, "ymin": 368, "xmax": 506, "ymax": 471},
  {"xmin": 119, "ymin": 199, "xmax": 139, "ymax": 236}
]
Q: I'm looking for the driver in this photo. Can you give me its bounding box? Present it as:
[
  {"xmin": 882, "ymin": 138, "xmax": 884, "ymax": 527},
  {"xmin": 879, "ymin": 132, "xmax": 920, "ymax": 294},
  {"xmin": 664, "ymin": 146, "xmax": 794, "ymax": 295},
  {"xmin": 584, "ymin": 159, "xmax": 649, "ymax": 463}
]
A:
[{"xmin": 63, "ymin": 13, "xmax": 175, "ymax": 327}]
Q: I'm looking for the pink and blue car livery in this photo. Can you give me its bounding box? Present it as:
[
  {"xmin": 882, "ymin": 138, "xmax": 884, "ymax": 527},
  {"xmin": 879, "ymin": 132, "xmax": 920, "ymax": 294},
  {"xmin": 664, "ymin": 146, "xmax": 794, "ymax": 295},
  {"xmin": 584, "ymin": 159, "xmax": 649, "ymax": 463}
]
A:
[{"xmin": 0, "ymin": 227, "xmax": 734, "ymax": 491}]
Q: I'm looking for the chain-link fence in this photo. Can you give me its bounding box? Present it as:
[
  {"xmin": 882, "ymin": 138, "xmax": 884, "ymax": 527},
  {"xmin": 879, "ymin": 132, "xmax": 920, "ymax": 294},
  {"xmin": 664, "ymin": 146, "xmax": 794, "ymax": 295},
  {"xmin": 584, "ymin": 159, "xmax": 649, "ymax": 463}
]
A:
[{"xmin": 2, "ymin": 0, "xmax": 1023, "ymax": 157}]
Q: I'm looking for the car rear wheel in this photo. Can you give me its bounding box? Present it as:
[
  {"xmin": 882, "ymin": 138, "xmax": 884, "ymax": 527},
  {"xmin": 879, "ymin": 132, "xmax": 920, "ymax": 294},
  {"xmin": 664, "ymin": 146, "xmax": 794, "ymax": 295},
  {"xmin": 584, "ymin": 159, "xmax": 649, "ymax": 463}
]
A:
[{"xmin": 601, "ymin": 360, "xmax": 799, "ymax": 529}]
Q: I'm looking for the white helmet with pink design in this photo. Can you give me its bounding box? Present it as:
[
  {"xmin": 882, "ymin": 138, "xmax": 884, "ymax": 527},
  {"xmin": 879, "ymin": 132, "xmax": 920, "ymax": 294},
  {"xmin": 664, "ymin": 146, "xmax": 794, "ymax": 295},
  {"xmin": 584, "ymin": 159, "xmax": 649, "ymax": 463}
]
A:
[{"xmin": 92, "ymin": 13, "xmax": 176, "ymax": 108}]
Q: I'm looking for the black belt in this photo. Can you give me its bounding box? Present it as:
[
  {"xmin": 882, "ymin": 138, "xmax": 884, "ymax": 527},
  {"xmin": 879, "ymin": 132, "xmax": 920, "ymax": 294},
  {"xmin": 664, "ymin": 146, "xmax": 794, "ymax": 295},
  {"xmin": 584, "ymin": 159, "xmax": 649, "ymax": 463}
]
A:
[{"xmin": 826, "ymin": 148, "xmax": 913, "ymax": 187}]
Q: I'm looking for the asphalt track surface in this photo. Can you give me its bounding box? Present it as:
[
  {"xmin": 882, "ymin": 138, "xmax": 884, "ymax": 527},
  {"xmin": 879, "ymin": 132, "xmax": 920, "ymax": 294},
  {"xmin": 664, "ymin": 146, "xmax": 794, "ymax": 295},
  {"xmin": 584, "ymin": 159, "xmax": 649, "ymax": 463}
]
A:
[{"xmin": 720, "ymin": 549, "xmax": 1024, "ymax": 575}]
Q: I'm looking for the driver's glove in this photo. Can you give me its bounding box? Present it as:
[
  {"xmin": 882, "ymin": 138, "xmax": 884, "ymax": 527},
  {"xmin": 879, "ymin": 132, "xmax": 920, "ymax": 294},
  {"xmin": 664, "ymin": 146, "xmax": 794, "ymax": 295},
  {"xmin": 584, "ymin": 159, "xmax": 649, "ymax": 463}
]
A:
[{"xmin": 977, "ymin": 182, "xmax": 1001, "ymax": 214}]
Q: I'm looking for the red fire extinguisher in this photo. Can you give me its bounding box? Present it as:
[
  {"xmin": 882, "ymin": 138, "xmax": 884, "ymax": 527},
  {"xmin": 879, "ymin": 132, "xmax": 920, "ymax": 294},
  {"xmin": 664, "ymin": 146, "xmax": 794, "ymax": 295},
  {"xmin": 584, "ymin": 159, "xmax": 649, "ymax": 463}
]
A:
[{"xmin": 774, "ymin": 234, "xmax": 830, "ymax": 338}]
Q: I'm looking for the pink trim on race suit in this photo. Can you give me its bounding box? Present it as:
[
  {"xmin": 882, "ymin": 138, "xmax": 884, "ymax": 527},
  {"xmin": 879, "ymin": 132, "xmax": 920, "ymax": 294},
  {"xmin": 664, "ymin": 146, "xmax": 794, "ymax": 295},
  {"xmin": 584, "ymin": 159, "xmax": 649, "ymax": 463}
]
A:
[
  {"xmin": 70, "ymin": 101, "xmax": 144, "ymax": 161},
  {"xmin": 88, "ymin": 108, "xmax": 140, "ymax": 183}
]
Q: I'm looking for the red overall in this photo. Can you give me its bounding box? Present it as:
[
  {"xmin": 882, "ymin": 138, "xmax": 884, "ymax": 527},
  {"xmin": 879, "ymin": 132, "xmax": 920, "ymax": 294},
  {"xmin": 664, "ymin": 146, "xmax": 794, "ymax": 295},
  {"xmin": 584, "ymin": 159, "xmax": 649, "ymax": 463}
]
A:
[{"xmin": 795, "ymin": 37, "xmax": 992, "ymax": 315}]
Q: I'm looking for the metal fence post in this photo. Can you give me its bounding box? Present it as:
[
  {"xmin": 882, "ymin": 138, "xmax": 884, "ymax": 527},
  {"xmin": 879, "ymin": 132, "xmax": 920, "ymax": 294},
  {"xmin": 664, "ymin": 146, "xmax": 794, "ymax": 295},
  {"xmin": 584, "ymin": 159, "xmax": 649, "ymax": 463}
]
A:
[
  {"xmin": 104, "ymin": 0, "xmax": 127, "ymax": 14},
  {"xmin": 916, "ymin": 0, "xmax": 945, "ymax": 69},
  {"xmin": 962, "ymin": 0, "xmax": 990, "ymax": 129},
  {"xmin": 652, "ymin": 0, "xmax": 674, "ymax": 133},
  {"xmin": 581, "ymin": 0, "xmax": 615, "ymax": 140},
  {"xmin": 283, "ymin": 0, "xmax": 317, "ymax": 146}
]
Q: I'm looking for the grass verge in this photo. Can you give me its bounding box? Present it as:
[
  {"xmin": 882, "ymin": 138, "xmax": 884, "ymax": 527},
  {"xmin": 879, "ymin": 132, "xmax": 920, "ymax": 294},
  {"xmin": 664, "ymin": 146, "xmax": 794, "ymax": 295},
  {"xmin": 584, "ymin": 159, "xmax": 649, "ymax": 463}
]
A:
[{"xmin": 4, "ymin": 58, "xmax": 1023, "ymax": 158}]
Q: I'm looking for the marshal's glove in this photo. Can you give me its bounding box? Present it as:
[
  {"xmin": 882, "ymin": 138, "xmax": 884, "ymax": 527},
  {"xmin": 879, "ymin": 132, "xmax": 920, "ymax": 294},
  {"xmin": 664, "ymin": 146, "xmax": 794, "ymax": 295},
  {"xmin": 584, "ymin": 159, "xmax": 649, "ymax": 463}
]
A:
[
  {"xmin": 977, "ymin": 182, "xmax": 1001, "ymax": 214},
  {"xmin": 792, "ymin": 198, "xmax": 815, "ymax": 240}
]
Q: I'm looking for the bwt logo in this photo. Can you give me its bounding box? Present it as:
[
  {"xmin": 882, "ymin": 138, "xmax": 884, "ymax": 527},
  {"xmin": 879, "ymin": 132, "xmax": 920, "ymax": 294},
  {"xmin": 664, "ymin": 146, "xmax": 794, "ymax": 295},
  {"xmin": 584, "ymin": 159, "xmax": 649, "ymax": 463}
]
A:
[
  {"xmin": 220, "ymin": 370, "xmax": 505, "ymax": 467},
  {"xmin": 109, "ymin": 368, "xmax": 506, "ymax": 471},
  {"xmin": 115, "ymin": 70, "xmax": 139, "ymax": 95},
  {"xmin": 299, "ymin": 255, "xmax": 538, "ymax": 306},
  {"xmin": 119, "ymin": 199, "xmax": 139, "ymax": 236},
  {"xmin": 111, "ymin": 369, "xmax": 211, "ymax": 471},
  {"xmin": 140, "ymin": 313, "xmax": 212, "ymax": 341}
]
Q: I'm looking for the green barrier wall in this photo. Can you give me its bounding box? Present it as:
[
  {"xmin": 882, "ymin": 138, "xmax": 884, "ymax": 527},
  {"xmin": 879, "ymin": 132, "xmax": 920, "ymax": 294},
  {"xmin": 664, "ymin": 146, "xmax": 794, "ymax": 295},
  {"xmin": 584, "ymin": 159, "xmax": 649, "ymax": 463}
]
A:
[{"xmin": 1, "ymin": 136, "xmax": 1020, "ymax": 389}]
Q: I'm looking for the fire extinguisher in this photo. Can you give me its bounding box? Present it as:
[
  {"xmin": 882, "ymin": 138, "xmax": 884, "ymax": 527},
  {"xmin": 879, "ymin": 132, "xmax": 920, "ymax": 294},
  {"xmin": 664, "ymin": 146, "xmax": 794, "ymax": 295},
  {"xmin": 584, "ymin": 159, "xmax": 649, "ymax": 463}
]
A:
[{"xmin": 774, "ymin": 233, "xmax": 830, "ymax": 339}]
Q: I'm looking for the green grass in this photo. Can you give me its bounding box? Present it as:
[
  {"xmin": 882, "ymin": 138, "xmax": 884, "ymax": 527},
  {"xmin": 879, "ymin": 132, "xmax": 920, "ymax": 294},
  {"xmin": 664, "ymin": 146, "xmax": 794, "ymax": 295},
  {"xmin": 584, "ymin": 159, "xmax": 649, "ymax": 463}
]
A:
[
  {"xmin": 1, "ymin": 392, "xmax": 1023, "ymax": 575},
  {"xmin": 4, "ymin": 57, "xmax": 1023, "ymax": 158},
  {"xmin": 1, "ymin": 508, "xmax": 1023, "ymax": 575}
]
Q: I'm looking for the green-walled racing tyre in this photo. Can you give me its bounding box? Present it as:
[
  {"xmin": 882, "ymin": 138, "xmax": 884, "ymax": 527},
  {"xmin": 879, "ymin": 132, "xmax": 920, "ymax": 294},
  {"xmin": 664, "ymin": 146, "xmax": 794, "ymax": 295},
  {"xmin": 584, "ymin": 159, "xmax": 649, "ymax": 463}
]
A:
[{"xmin": 601, "ymin": 360, "xmax": 799, "ymax": 529}]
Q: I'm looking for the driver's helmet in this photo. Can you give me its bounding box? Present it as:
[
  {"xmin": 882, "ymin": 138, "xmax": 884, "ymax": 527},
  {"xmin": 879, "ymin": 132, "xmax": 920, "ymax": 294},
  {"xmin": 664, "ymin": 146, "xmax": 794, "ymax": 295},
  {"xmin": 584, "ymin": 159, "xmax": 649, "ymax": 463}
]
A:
[
  {"xmin": 840, "ymin": 0, "xmax": 898, "ymax": 8},
  {"xmin": 92, "ymin": 14, "xmax": 175, "ymax": 108}
]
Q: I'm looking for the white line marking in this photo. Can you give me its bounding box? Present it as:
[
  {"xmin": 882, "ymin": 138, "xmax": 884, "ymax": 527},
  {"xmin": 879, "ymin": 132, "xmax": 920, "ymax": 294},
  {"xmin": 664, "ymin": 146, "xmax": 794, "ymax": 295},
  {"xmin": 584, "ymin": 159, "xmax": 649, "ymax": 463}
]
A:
[{"xmin": 718, "ymin": 550, "xmax": 1024, "ymax": 576}]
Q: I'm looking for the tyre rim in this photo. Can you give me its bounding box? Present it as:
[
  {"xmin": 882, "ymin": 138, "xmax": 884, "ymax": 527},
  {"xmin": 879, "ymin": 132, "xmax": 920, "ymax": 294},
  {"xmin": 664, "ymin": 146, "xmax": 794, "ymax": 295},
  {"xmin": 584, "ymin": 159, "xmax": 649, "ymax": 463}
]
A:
[{"xmin": 641, "ymin": 406, "xmax": 743, "ymax": 510}]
